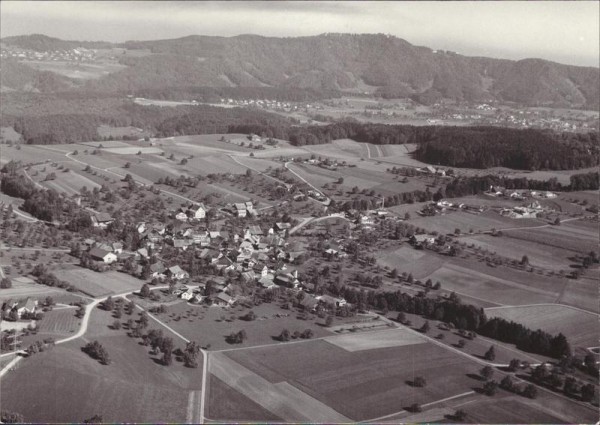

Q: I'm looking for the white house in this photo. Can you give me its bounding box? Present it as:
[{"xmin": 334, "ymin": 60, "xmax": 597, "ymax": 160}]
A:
[
  {"xmin": 167, "ymin": 265, "xmax": 189, "ymax": 280},
  {"xmin": 89, "ymin": 247, "xmax": 117, "ymax": 264},
  {"xmin": 91, "ymin": 212, "xmax": 114, "ymax": 229},
  {"xmin": 188, "ymin": 203, "xmax": 207, "ymax": 220}
]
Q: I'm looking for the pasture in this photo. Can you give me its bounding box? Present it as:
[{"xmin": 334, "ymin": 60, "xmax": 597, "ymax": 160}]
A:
[
  {"xmin": 36, "ymin": 169, "xmax": 101, "ymax": 196},
  {"xmin": 22, "ymin": 60, "xmax": 127, "ymax": 80},
  {"xmin": 0, "ymin": 306, "xmax": 198, "ymax": 423},
  {"xmin": 377, "ymin": 246, "xmax": 445, "ymax": 279},
  {"xmin": 485, "ymin": 304, "xmax": 599, "ymax": 349},
  {"xmin": 96, "ymin": 125, "xmax": 147, "ymax": 139},
  {"xmin": 409, "ymin": 210, "xmax": 538, "ymax": 235},
  {"xmin": 504, "ymin": 225, "xmax": 598, "ymax": 256},
  {"xmin": 424, "ymin": 263, "xmax": 561, "ymax": 307},
  {"xmin": 206, "ymin": 374, "xmax": 282, "ymax": 422},
  {"xmin": 224, "ymin": 337, "xmax": 480, "ymax": 421},
  {"xmin": 460, "ymin": 234, "xmax": 579, "ymax": 271},
  {"xmin": 52, "ymin": 268, "xmax": 143, "ymax": 297},
  {"xmin": 147, "ymin": 300, "xmax": 332, "ymax": 351},
  {"xmin": 0, "ymin": 126, "xmax": 21, "ymax": 143}
]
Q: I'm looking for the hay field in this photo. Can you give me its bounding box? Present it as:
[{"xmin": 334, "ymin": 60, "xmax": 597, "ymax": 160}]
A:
[
  {"xmin": 52, "ymin": 268, "xmax": 143, "ymax": 297},
  {"xmin": 226, "ymin": 338, "xmax": 480, "ymax": 421},
  {"xmin": 40, "ymin": 170, "xmax": 101, "ymax": 195},
  {"xmin": 485, "ymin": 304, "xmax": 599, "ymax": 348},
  {"xmin": 0, "ymin": 126, "xmax": 21, "ymax": 142},
  {"xmin": 425, "ymin": 263, "xmax": 560, "ymax": 306},
  {"xmin": 23, "ymin": 60, "xmax": 126, "ymax": 80},
  {"xmin": 377, "ymin": 246, "xmax": 445, "ymax": 279},
  {"xmin": 324, "ymin": 328, "xmax": 425, "ymax": 352}
]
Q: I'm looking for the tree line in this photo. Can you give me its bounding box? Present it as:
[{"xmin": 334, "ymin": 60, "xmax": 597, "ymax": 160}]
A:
[{"xmin": 338, "ymin": 287, "xmax": 572, "ymax": 359}]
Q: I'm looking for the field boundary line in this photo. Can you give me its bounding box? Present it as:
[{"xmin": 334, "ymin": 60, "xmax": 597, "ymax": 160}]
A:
[
  {"xmin": 485, "ymin": 303, "xmax": 600, "ymax": 317},
  {"xmin": 363, "ymin": 390, "xmax": 476, "ymax": 423}
]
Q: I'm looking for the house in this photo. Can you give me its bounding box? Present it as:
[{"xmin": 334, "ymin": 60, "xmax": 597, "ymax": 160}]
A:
[
  {"xmin": 212, "ymin": 293, "xmax": 235, "ymax": 307},
  {"xmin": 247, "ymin": 225, "xmax": 263, "ymax": 236},
  {"xmin": 137, "ymin": 248, "xmax": 149, "ymax": 259},
  {"xmin": 149, "ymin": 262, "xmax": 166, "ymax": 278},
  {"xmin": 298, "ymin": 295, "xmax": 318, "ymax": 311},
  {"xmin": 253, "ymin": 263, "xmax": 269, "ymax": 277},
  {"xmin": 91, "ymin": 212, "xmax": 114, "ymax": 229},
  {"xmin": 3, "ymin": 298, "xmax": 38, "ymax": 319},
  {"xmin": 188, "ymin": 203, "xmax": 207, "ymax": 220},
  {"xmin": 167, "ymin": 265, "xmax": 189, "ymax": 280},
  {"xmin": 274, "ymin": 273, "xmax": 299, "ymax": 288},
  {"xmin": 89, "ymin": 247, "xmax": 117, "ymax": 264},
  {"xmin": 136, "ymin": 222, "xmax": 147, "ymax": 234},
  {"xmin": 172, "ymin": 238, "xmax": 193, "ymax": 250},
  {"xmin": 180, "ymin": 289, "xmax": 195, "ymax": 301},
  {"xmin": 234, "ymin": 203, "xmax": 248, "ymax": 217},
  {"xmin": 112, "ymin": 242, "xmax": 124, "ymax": 254},
  {"xmin": 258, "ymin": 276, "xmax": 276, "ymax": 289},
  {"xmin": 317, "ymin": 295, "xmax": 347, "ymax": 308},
  {"xmin": 241, "ymin": 271, "xmax": 257, "ymax": 282},
  {"xmin": 174, "ymin": 210, "xmax": 188, "ymax": 221}
]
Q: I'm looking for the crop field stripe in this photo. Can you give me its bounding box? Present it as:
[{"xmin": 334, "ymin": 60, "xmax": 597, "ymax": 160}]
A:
[{"xmin": 485, "ymin": 303, "xmax": 600, "ymax": 317}]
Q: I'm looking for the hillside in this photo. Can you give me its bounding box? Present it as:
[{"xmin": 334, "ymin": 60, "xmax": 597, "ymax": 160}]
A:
[{"xmin": 1, "ymin": 33, "xmax": 598, "ymax": 109}]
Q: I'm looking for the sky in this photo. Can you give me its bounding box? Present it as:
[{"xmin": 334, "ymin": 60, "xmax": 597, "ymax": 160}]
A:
[{"xmin": 1, "ymin": 1, "xmax": 598, "ymax": 67}]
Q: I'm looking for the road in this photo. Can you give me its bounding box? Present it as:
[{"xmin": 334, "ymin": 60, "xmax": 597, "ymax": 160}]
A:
[
  {"xmin": 284, "ymin": 161, "xmax": 331, "ymax": 205},
  {"xmin": 228, "ymin": 154, "xmax": 292, "ymax": 190},
  {"xmin": 289, "ymin": 214, "xmax": 354, "ymax": 235}
]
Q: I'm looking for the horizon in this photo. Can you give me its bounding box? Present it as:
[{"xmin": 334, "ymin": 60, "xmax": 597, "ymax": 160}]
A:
[{"xmin": 1, "ymin": 1, "xmax": 598, "ymax": 67}]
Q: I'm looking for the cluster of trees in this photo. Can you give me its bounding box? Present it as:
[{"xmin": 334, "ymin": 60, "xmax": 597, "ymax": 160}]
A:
[
  {"xmin": 338, "ymin": 287, "xmax": 571, "ymax": 359},
  {"xmin": 1, "ymin": 173, "xmax": 91, "ymax": 226},
  {"xmin": 414, "ymin": 127, "xmax": 598, "ymax": 170},
  {"xmin": 531, "ymin": 364, "xmax": 596, "ymax": 402},
  {"xmin": 1, "ymin": 410, "xmax": 25, "ymax": 424},
  {"xmin": 443, "ymin": 172, "xmax": 599, "ymax": 198},
  {"xmin": 83, "ymin": 340, "xmax": 111, "ymax": 365},
  {"xmin": 277, "ymin": 328, "xmax": 314, "ymax": 341},
  {"xmin": 31, "ymin": 264, "xmax": 76, "ymax": 291},
  {"xmin": 226, "ymin": 329, "xmax": 247, "ymax": 344},
  {"xmin": 183, "ymin": 341, "xmax": 201, "ymax": 368}
]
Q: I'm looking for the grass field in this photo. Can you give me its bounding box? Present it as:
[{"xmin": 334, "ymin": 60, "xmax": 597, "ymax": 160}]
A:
[
  {"xmin": 377, "ymin": 246, "xmax": 445, "ymax": 279},
  {"xmin": 36, "ymin": 169, "xmax": 101, "ymax": 196},
  {"xmin": 425, "ymin": 263, "xmax": 560, "ymax": 306},
  {"xmin": 485, "ymin": 305, "xmax": 599, "ymax": 348},
  {"xmin": 224, "ymin": 336, "xmax": 480, "ymax": 421},
  {"xmin": 460, "ymin": 234, "xmax": 577, "ymax": 272},
  {"xmin": 52, "ymin": 268, "xmax": 143, "ymax": 297},
  {"xmin": 409, "ymin": 210, "xmax": 538, "ymax": 235},
  {"xmin": 147, "ymin": 301, "xmax": 332, "ymax": 351},
  {"xmin": 206, "ymin": 374, "xmax": 282, "ymax": 421},
  {"xmin": 0, "ymin": 307, "xmax": 197, "ymax": 423},
  {"xmin": 0, "ymin": 126, "xmax": 21, "ymax": 142},
  {"xmin": 23, "ymin": 60, "xmax": 127, "ymax": 80},
  {"xmin": 96, "ymin": 125, "xmax": 147, "ymax": 139}
]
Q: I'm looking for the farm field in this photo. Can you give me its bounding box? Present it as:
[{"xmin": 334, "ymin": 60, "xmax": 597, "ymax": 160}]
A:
[
  {"xmin": 0, "ymin": 279, "xmax": 66, "ymax": 300},
  {"xmin": 18, "ymin": 307, "xmax": 81, "ymax": 349},
  {"xmin": 504, "ymin": 225, "xmax": 598, "ymax": 255},
  {"xmin": 96, "ymin": 125, "xmax": 148, "ymax": 139},
  {"xmin": 22, "ymin": 60, "xmax": 127, "ymax": 79},
  {"xmin": 409, "ymin": 210, "xmax": 539, "ymax": 235},
  {"xmin": 557, "ymin": 277, "xmax": 599, "ymax": 314},
  {"xmin": 485, "ymin": 304, "xmax": 599, "ymax": 349},
  {"xmin": 377, "ymin": 246, "xmax": 445, "ymax": 279},
  {"xmin": 206, "ymin": 374, "xmax": 283, "ymax": 422},
  {"xmin": 52, "ymin": 268, "xmax": 143, "ymax": 297},
  {"xmin": 460, "ymin": 234, "xmax": 576, "ymax": 271},
  {"xmin": 33, "ymin": 168, "xmax": 101, "ymax": 196},
  {"xmin": 0, "ymin": 307, "xmax": 198, "ymax": 423},
  {"xmin": 0, "ymin": 126, "xmax": 21, "ymax": 142},
  {"xmin": 146, "ymin": 300, "xmax": 333, "ymax": 351},
  {"xmin": 424, "ymin": 263, "xmax": 561, "ymax": 307},
  {"xmin": 223, "ymin": 336, "xmax": 480, "ymax": 421},
  {"xmin": 0, "ymin": 144, "xmax": 72, "ymax": 166}
]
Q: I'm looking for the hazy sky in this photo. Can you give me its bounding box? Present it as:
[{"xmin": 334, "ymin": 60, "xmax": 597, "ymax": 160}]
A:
[{"xmin": 1, "ymin": 1, "xmax": 598, "ymax": 67}]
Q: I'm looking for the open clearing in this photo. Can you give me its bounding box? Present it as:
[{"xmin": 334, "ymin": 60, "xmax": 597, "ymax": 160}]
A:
[
  {"xmin": 409, "ymin": 210, "xmax": 537, "ymax": 235},
  {"xmin": 37, "ymin": 169, "xmax": 101, "ymax": 195},
  {"xmin": 225, "ymin": 338, "xmax": 479, "ymax": 421},
  {"xmin": 103, "ymin": 147, "xmax": 164, "ymax": 155},
  {"xmin": 485, "ymin": 304, "xmax": 599, "ymax": 348},
  {"xmin": 0, "ymin": 307, "xmax": 196, "ymax": 423},
  {"xmin": 206, "ymin": 374, "xmax": 282, "ymax": 422},
  {"xmin": 52, "ymin": 268, "xmax": 143, "ymax": 297},
  {"xmin": 377, "ymin": 246, "xmax": 445, "ymax": 279},
  {"xmin": 97, "ymin": 125, "xmax": 147, "ymax": 139},
  {"xmin": 0, "ymin": 126, "xmax": 21, "ymax": 142},
  {"xmin": 23, "ymin": 60, "xmax": 127, "ymax": 79},
  {"xmin": 210, "ymin": 351, "xmax": 350, "ymax": 422},
  {"xmin": 324, "ymin": 328, "xmax": 425, "ymax": 352},
  {"xmin": 425, "ymin": 263, "xmax": 560, "ymax": 306}
]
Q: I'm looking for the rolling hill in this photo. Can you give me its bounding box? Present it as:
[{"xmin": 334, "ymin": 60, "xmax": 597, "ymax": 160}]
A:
[{"xmin": 1, "ymin": 33, "xmax": 598, "ymax": 108}]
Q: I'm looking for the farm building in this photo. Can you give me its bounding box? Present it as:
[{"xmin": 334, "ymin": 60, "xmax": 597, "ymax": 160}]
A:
[
  {"xmin": 91, "ymin": 212, "xmax": 114, "ymax": 229},
  {"xmin": 167, "ymin": 265, "xmax": 189, "ymax": 280},
  {"xmin": 89, "ymin": 247, "xmax": 117, "ymax": 264},
  {"xmin": 2, "ymin": 298, "xmax": 38, "ymax": 319}
]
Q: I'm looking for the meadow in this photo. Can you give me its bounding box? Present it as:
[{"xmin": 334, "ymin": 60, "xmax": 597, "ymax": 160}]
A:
[
  {"xmin": 224, "ymin": 335, "xmax": 480, "ymax": 421},
  {"xmin": 485, "ymin": 304, "xmax": 599, "ymax": 349},
  {"xmin": 52, "ymin": 268, "xmax": 144, "ymax": 297}
]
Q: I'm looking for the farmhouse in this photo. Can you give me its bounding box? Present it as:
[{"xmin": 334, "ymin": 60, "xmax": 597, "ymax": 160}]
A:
[
  {"xmin": 212, "ymin": 292, "xmax": 235, "ymax": 307},
  {"xmin": 2, "ymin": 298, "xmax": 38, "ymax": 319},
  {"xmin": 89, "ymin": 247, "xmax": 117, "ymax": 264},
  {"xmin": 187, "ymin": 203, "xmax": 207, "ymax": 220},
  {"xmin": 149, "ymin": 262, "xmax": 166, "ymax": 278},
  {"xmin": 91, "ymin": 212, "xmax": 114, "ymax": 229},
  {"xmin": 167, "ymin": 265, "xmax": 189, "ymax": 280},
  {"xmin": 317, "ymin": 295, "xmax": 347, "ymax": 308}
]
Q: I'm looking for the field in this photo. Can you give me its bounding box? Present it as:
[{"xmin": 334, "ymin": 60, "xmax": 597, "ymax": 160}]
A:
[
  {"xmin": 485, "ymin": 305, "xmax": 599, "ymax": 349},
  {"xmin": 221, "ymin": 334, "xmax": 479, "ymax": 421},
  {"xmin": 22, "ymin": 60, "xmax": 127, "ymax": 80},
  {"xmin": 32, "ymin": 168, "xmax": 101, "ymax": 196},
  {"xmin": 18, "ymin": 307, "xmax": 81, "ymax": 349},
  {"xmin": 0, "ymin": 126, "xmax": 21, "ymax": 142},
  {"xmin": 424, "ymin": 263, "xmax": 561, "ymax": 307},
  {"xmin": 52, "ymin": 268, "xmax": 144, "ymax": 297},
  {"xmin": 0, "ymin": 305, "xmax": 199, "ymax": 423},
  {"xmin": 460, "ymin": 234, "xmax": 577, "ymax": 272},
  {"xmin": 96, "ymin": 125, "xmax": 148, "ymax": 139},
  {"xmin": 408, "ymin": 210, "xmax": 538, "ymax": 235},
  {"xmin": 377, "ymin": 246, "xmax": 445, "ymax": 278},
  {"xmin": 146, "ymin": 300, "xmax": 333, "ymax": 351}
]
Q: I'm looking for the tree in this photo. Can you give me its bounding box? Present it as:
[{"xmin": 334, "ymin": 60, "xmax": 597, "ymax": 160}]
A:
[
  {"xmin": 420, "ymin": 320, "xmax": 430, "ymax": 333},
  {"xmin": 480, "ymin": 365, "xmax": 494, "ymax": 381},
  {"xmin": 457, "ymin": 339, "xmax": 466, "ymax": 348},
  {"xmin": 413, "ymin": 376, "xmax": 427, "ymax": 387},
  {"xmin": 1, "ymin": 411, "xmax": 25, "ymax": 423},
  {"xmin": 124, "ymin": 162, "xmax": 131, "ymax": 168},
  {"xmin": 0, "ymin": 278, "xmax": 12, "ymax": 289},
  {"xmin": 563, "ymin": 376, "xmax": 578, "ymax": 396},
  {"xmin": 112, "ymin": 320, "xmax": 121, "ymax": 330},
  {"xmin": 483, "ymin": 380, "xmax": 498, "ymax": 396},
  {"xmin": 508, "ymin": 358, "xmax": 521, "ymax": 372},
  {"xmin": 140, "ymin": 283, "xmax": 151, "ymax": 298},
  {"xmin": 484, "ymin": 345, "xmax": 496, "ymax": 361},
  {"xmin": 139, "ymin": 311, "xmax": 149, "ymax": 329},
  {"xmin": 127, "ymin": 300, "xmax": 135, "ymax": 315},
  {"xmin": 581, "ymin": 383, "xmax": 595, "ymax": 402},
  {"xmin": 522, "ymin": 384, "xmax": 538, "ymax": 399},
  {"xmin": 396, "ymin": 312, "xmax": 406, "ymax": 324},
  {"xmin": 279, "ymin": 329, "xmax": 290, "ymax": 342},
  {"xmin": 103, "ymin": 296, "xmax": 114, "ymax": 311},
  {"xmin": 409, "ymin": 403, "xmax": 422, "ymax": 413},
  {"xmin": 325, "ymin": 315, "xmax": 334, "ymax": 327},
  {"xmin": 520, "ymin": 255, "xmax": 529, "ymax": 266},
  {"xmin": 500, "ymin": 375, "xmax": 515, "ymax": 392},
  {"xmin": 453, "ymin": 409, "xmax": 467, "ymax": 421}
]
